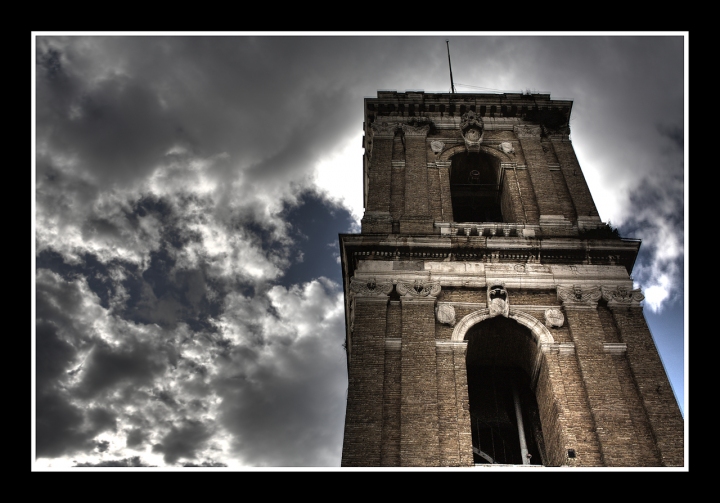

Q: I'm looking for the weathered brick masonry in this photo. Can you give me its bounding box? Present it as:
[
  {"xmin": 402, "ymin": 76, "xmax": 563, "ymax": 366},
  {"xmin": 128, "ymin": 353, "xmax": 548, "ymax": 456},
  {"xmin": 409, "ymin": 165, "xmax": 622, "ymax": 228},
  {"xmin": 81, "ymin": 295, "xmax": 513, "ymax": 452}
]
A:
[{"xmin": 341, "ymin": 91, "xmax": 683, "ymax": 467}]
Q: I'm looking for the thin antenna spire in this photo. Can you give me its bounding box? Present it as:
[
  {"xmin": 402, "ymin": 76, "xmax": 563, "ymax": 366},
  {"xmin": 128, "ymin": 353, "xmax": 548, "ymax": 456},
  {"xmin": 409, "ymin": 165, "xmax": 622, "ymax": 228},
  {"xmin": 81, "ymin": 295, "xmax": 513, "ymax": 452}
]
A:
[{"xmin": 446, "ymin": 40, "xmax": 456, "ymax": 94}]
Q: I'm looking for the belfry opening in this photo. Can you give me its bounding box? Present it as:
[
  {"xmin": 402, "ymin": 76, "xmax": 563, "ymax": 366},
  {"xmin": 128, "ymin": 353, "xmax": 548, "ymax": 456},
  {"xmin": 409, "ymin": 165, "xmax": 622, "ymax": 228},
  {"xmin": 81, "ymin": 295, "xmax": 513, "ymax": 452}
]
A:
[
  {"xmin": 449, "ymin": 151, "xmax": 502, "ymax": 223},
  {"xmin": 464, "ymin": 316, "xmax": 545, "ymax": 466}
]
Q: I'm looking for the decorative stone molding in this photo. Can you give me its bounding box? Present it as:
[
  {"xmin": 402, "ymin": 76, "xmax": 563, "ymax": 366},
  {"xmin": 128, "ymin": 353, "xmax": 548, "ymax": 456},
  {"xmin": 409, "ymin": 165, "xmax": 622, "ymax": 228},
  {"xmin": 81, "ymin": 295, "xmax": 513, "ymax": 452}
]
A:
[
  {"xmin": 557, "ymin": 285, "xmax": 602, "ymax": 308},
  {"xmin": 370, "ymin": 121, "xmax": 399, "ymax": 139},
  {"xmin": 396, "ymin": 279, "xmax": 441, "ymax": 298},
  {"xmin": 349, "ymin": 277, "xmax": 394, "ymax": 297},
  {"xmin": 385, "ymin": 338, "xmax": 402, "ymax": 350},
  {"xmin": 435, "ymin": 303, "xmax": 456, "ymax": 326},
  {"xmin": 541, "ymin": 342, "xmax": 576, "ymax": 355},
  {"xmin": 544, "ymin": 308, "xmax": 565, "ymax": 328},
  {"xmin": 487, "ymin": 283, "xmax": 509, "ymax": 318},
  {"xmin": 435, "ymin": 340, "xmax": 467, "ymax": 353},
  {"xmin": 601, "ymin": 286, "xmax": 645, "ymax": 307},
  {"xmin": 460, "ymin": 111, "xmax": 484, "ymax": 152},
  {"xmin": 401, "ymin": 123, "xmax": 430, "ymax": 137},
  {"xmin": 514, "ymin": 124, "xmax": 542, "ymax": 138},
  {"xmin": 430, "ymin": 140, "xmax": 445, "ymax": 155},
  {"xmin": 603, "ymin": 343, "xmax": 628, "ymax": 355}
]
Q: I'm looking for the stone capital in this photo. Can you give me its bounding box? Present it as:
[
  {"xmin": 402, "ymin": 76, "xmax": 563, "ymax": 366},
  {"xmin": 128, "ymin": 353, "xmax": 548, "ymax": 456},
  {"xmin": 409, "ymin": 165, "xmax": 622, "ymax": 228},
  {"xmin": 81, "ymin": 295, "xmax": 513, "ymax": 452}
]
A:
[
  {"xmin": 401, "ymin": 123, "xmax": 430, "ymax": 137},
  {"xmin": 557, "ymin": 284, "xmax": 602, "ymax": 308},
  {"xmin": 396, "ymin": 279, "xmax": 441, "ymax": 298},
  {"xmin": 349, "ymin": 276, "xmax": 394, "ymax": 297},
  {"xmin": 370, "ymin": 121, "xmax": 399, "ymax": 139},
  {"xmin": 514, "ymin": 124, "xmax": 542, "ymax": 139},
  {"xmin": 601, "ymin": 286, "xmax": 645, "ymax": 308}
]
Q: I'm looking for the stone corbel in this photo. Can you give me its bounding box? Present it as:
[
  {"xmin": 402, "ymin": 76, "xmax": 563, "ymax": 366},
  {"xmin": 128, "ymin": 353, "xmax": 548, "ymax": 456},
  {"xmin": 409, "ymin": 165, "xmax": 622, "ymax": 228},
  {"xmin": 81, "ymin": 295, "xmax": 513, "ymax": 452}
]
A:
[
  {"xmin": 557, "ymin": 284, "xmax": 602, "ymax": 308},
  {"xmin": 601, "ymin": 286, "xmax": 645, "ymax": 308}
]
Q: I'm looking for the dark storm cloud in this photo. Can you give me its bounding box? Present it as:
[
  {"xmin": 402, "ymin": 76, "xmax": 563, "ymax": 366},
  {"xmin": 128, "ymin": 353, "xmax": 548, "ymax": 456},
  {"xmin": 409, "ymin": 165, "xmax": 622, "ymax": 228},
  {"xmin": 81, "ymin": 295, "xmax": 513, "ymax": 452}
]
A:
[
  {"xmin": 74, "ymin": 340, "xmax": 167, "ymax": 399},
  {"xmin": 153, "ymin": 419, "xmax": 213, "ymax": 465}
]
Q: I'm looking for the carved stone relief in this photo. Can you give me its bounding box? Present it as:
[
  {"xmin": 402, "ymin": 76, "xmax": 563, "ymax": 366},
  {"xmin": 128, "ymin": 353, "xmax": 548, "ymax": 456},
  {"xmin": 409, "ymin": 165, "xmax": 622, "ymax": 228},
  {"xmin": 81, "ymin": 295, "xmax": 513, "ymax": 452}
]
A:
[
  {"xmin": 498, "ymin": 141, "xmax": 515, "ymax": 154},
  {"xmin": 435, "ymin": 303, "xmax": 456, "ymax": 326},
  {"xmin": 544, "ymin": 308, "xmax": 565, "ymax": 328},
  {"xmin": 460, "ymin": 111, "xmax": 484, "ymax": 152},
  {"xmin": 430, "ymin": 140, "xmax": 445, "ymax": 155}
]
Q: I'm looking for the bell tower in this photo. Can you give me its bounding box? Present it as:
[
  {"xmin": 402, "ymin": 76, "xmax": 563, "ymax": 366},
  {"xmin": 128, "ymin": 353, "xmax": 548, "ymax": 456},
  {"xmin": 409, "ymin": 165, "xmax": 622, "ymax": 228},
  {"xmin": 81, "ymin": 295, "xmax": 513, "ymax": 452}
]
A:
[{"xmin": 339, "ymin": 91, "xmax": 684, "ymax": 467}]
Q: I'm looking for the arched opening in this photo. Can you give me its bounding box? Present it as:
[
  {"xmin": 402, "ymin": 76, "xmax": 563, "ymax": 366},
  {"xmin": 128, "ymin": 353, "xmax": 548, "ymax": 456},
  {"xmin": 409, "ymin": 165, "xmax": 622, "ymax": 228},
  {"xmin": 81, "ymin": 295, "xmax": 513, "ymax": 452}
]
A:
[
  {"xmin": 450, "ymin": 151, "xmax": 503, "ymax": 223},
  {"xmin": 464, "ymin": 316, "xmax": 546, "ymax": 465}
]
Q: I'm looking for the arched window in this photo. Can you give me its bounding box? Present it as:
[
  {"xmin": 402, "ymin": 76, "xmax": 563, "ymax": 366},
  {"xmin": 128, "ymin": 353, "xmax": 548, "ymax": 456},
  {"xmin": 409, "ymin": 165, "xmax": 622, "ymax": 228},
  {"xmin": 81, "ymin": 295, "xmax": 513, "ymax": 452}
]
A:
[
  {"xmin": 450, "ymin": 152, "xmax": 503, "ymax": 223},
  {"xmin": 464, "ymin": 316, "xmax": 546, "ymax": 465}
]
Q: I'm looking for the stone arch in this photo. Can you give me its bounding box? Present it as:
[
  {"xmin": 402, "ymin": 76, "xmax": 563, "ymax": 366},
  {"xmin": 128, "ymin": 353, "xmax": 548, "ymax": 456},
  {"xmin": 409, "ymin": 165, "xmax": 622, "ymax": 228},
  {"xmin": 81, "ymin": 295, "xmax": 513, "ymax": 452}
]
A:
[
  {"xmin": 441, "ymin": 145, "xmax": 514, "ymax": 223},
  {"xmin": 457, "ymin": 308, "xmax": 554, "ymax": 465},
  {"xmin": 438, "ymin": 144, "xmax": 515, "ymax": 163},
  {"xmin": 451, "ymin": 308, "xmax": 555, "ymax": 345}
]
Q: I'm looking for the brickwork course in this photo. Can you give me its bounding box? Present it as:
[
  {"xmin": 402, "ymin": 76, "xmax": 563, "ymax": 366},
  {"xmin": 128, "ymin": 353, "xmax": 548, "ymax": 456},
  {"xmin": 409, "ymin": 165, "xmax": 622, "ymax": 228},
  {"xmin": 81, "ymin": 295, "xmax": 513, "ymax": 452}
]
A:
[{"xmin": 341, "ymin": 91, "xmax": 684, "ymax": 468}]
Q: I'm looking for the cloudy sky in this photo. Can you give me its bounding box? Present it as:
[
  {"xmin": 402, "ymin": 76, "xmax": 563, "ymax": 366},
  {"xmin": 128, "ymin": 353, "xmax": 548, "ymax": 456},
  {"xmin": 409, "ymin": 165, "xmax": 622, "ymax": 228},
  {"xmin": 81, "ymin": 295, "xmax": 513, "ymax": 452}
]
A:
[{"xmin": 33, "ymin": 32, "xmax": 687, "ymax": 469}]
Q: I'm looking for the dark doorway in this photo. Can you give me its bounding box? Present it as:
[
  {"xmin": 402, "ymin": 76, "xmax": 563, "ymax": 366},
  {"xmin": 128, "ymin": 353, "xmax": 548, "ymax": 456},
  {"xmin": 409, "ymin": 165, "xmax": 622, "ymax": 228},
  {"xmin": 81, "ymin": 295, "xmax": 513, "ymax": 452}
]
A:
[{"xmin": 465, "ymin": 317, "xmax": 546, "ymax": 465}]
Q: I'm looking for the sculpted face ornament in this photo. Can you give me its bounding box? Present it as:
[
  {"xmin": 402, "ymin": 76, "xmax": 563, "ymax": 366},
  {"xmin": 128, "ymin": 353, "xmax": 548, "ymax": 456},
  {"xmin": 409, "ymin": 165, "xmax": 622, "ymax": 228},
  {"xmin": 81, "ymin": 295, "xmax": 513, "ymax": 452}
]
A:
[
  {"xmin": 460, "ymin": 110, "xmax": 484, "ymax": 152},
  {"xmin": 488, "ymin": 284, "xmax": 509, "ymax": 318}
]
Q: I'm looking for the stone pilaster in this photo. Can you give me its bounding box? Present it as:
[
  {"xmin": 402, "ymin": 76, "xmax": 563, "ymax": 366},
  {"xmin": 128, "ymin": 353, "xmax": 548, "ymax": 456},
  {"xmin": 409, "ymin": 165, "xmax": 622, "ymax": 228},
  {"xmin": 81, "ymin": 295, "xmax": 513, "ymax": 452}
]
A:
[
  {"xmin": 362, "ymin": 122, "xmax": 396, "ymax": 233},
  {"xmin": 399, "ymin": 280, "xmax": 440, "ymax": 466},
  {"xmin": 400, "ymin": 124, "xmax": 433, "ymax": 234},
  {"xmin": 558, "ymin": 284, "xmax": 643, "ymax": 466},
  {"xmin": 435, "ymin": 341, "xmax": 470, "ymax": 466},
  {"xmin": 551, "ymin": 133, "xmax": 600, "ymax": 225},
  {"xmin": 341, "ymin": 278, "xmax": 392, "ymax": 466},
  {"xmin": 602, "ymin": 286, "xmax": 684, "ymax": 466},
  {"xmin": 515, "ymin": 124, "xmax": 566, "ymax": 224},
  {"xmin": 436, "ymin": 160, "xmax": 453, "ymax": 223}
]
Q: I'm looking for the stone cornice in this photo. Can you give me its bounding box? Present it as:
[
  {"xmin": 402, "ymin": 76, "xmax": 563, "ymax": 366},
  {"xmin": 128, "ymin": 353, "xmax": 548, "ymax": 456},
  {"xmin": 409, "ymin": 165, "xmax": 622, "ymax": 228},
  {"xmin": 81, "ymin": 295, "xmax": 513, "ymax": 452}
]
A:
[{"xmin": 350, "ymin": 262, "xmax": 632, "ymax": 292}]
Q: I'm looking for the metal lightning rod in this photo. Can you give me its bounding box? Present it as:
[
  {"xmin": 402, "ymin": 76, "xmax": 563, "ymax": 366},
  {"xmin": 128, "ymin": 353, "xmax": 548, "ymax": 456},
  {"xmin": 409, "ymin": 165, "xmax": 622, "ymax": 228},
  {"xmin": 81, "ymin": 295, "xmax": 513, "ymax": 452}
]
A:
[{"xmin": 446, "ymin": 40, "xmax": 456, "ymax": 94}]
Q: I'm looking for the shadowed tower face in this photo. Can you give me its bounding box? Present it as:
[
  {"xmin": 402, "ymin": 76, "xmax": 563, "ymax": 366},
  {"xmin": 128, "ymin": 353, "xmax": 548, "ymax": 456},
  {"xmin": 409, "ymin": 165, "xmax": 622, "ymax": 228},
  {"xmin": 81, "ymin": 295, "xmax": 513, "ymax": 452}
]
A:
[{"xmin": 339, "ymin": 91, "xmax": 683, "ymax": 467}]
